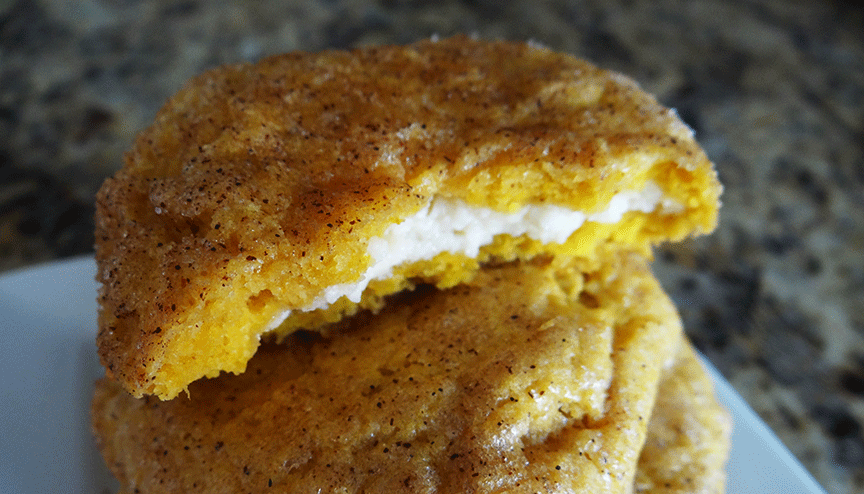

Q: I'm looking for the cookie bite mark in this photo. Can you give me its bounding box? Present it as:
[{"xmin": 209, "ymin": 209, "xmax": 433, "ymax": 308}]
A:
[{"xmin": 264, "ymin": 179, "xmax": 681, "ymax": 331}]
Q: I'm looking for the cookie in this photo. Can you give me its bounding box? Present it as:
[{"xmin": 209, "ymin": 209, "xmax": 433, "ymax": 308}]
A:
[
  {"xmin": 92, "ymin": 251, "xmax": 682, "ymax": 492},
  {"xmin": 634, "ymin": 339, "xmax": 732, "ymax": 493},
  {"xmin": 95, "ymin": 36, "xmax": 720, "ymax": 398}
]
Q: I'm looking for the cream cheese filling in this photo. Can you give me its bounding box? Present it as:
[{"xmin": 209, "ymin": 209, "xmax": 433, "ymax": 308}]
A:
[{"xmin": 265, "ymin": 181, "xmax": 680, "ymax": 330}]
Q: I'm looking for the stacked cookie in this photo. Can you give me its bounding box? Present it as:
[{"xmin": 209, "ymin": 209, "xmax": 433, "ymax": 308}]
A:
[{"xmin": 92, "ymin": 36, "xmax": 729, "ymax": 493}]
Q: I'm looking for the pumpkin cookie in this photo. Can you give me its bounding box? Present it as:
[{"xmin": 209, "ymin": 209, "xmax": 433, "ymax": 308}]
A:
[
  {"xmin": 95, "ymin": 36, "xmax": 720, "ymax": 398},
  {"xmin": 634, "ymin": 339, "xmax": 731, "ymax": 494},
  {"xmin": 92, "ymin": 251, "xmax": 682, "ymax": 493}
]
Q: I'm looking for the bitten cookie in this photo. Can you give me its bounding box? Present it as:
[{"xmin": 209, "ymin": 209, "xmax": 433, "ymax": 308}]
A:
[{"xmin": 95, "ymin": 36, "xmax": 720, "ymax": 398}]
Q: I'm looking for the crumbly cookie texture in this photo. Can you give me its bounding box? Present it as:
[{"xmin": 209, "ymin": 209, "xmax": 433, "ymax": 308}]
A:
[
  {"xmin": 634, "ymin": 339, "xmax": 732, "ymax": 494},
  {"xmin": 92, "ymin": 251, "xmax": 682, "ymax": 493},
  {"xmin": 95, "ymin": 35, "xmax": 720, "ymax": 399}
]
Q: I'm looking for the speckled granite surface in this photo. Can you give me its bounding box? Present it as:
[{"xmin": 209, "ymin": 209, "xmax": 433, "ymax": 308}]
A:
[{"xmin": 1, "ymin": 0, "xmax": 862, "ymax": 491}]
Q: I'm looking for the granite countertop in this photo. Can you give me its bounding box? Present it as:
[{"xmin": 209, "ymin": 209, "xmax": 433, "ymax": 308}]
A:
[{"xmin": 2, "ymin": 0, "xmax": 862, "ymax": 491}]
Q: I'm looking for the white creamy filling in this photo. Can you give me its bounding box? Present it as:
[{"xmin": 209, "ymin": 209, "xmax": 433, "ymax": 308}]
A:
[{"xmin": 265, "ymin": 181, "xmax": 680, "ymax": 330}]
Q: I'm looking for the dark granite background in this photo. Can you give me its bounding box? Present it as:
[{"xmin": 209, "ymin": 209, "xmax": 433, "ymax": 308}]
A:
[{"xmin": 1, "ymin": 0, "xmax": 862, "ymax": 491}]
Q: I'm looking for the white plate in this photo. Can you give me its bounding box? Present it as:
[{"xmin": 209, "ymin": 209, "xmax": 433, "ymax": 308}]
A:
[{"xmin": 0, "ymin": 257, "xmax": 828, "ymax": 493}]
